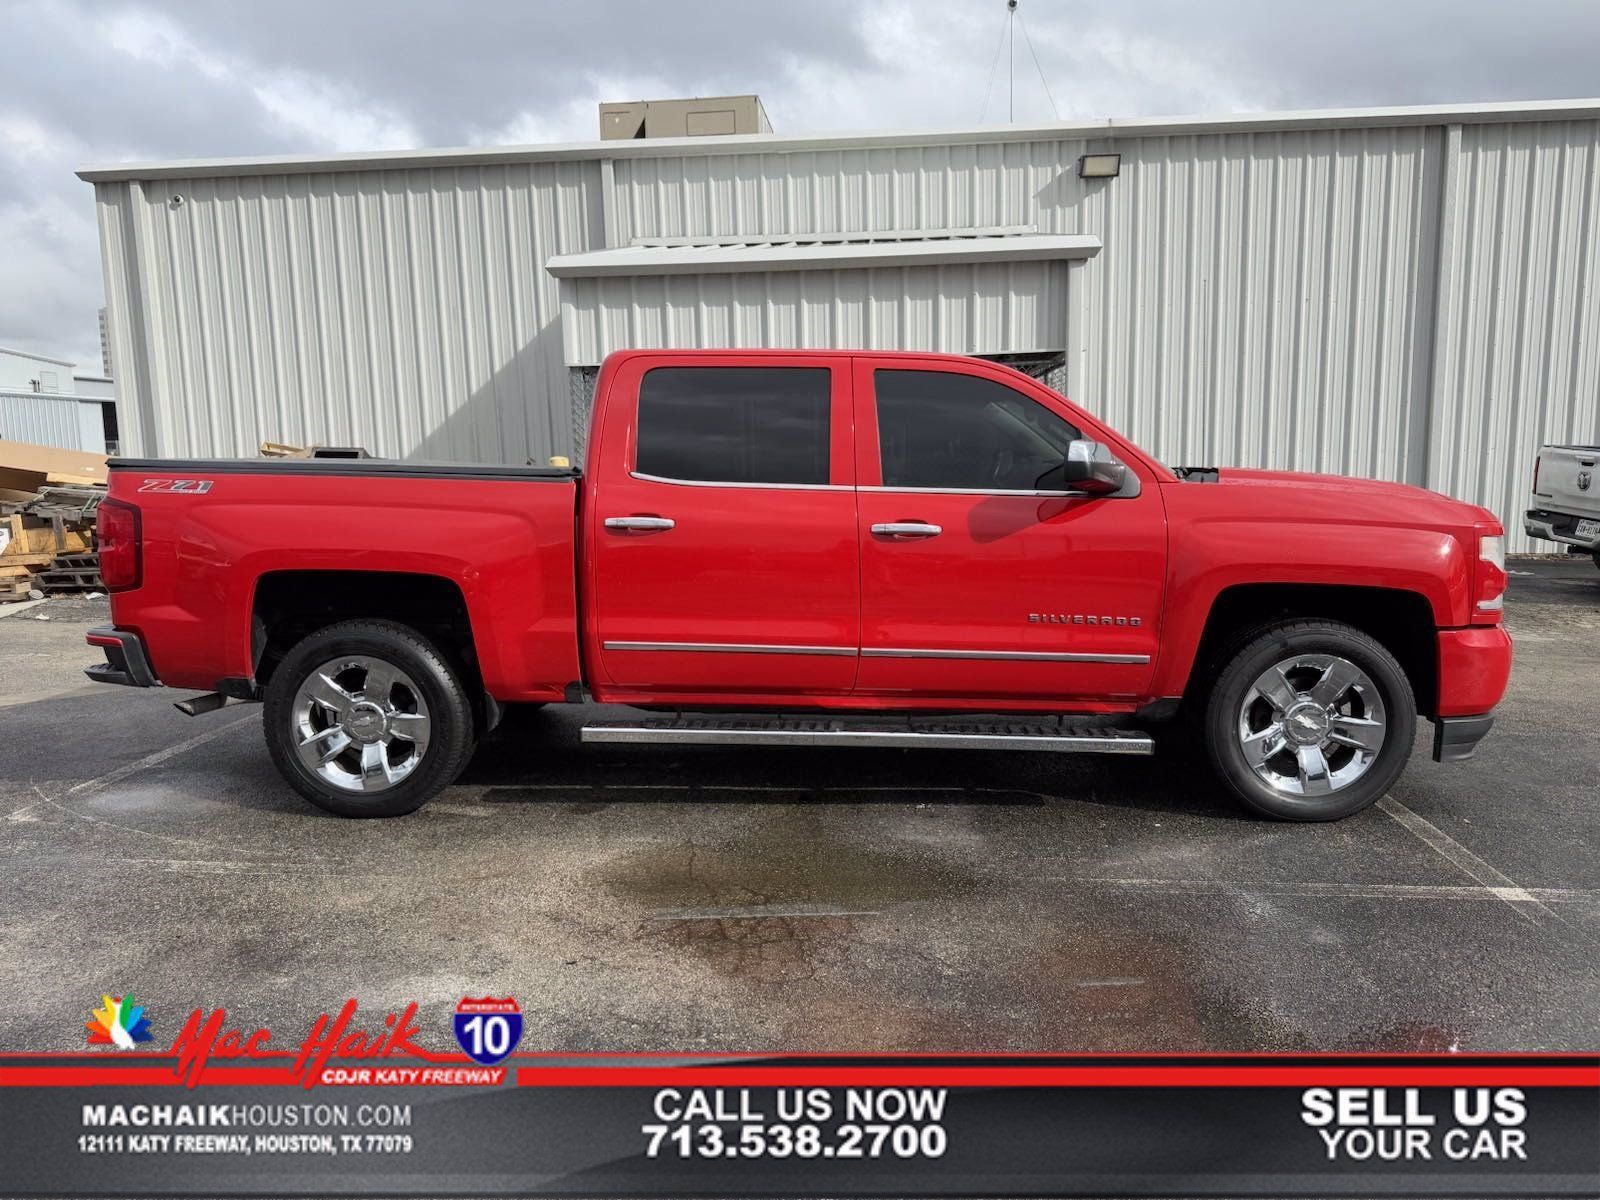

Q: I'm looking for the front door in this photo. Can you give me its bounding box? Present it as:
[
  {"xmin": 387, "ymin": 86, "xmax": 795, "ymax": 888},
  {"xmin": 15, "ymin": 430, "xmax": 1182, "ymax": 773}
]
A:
[
  {"xmin": 587, "ymin": 355, "xmax": 859, "ymax": 697},
  {"xmin": 852, "ymin": 357, "xmax": 1166, "ymax": 703}
]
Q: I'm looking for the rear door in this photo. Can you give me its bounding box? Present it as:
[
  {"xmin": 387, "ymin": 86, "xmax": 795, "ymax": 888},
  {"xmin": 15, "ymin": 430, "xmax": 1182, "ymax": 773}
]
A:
[
  {"xmin": 586, "ymin": 355, "xmax": 859, "ymax": 697},
  {"xmin": 852, "ymin": 357, "xmax": 1166, "ymax": 703}
]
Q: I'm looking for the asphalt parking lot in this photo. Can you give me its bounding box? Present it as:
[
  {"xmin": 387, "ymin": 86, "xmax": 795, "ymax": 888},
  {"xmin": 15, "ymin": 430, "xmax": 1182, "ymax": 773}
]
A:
[{"xmin": 1, "ymin": 559, "xmax": 1596, "ymax": 1054}]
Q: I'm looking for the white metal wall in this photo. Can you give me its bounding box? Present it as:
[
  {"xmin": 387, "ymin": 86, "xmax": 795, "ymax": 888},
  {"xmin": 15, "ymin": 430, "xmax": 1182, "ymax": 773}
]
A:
[
  {"xmin": 609, "ymin": 127, "xmax": 1443, "ymax": 487},
  {"xmin": 93, "ymin": 111, "xmax": 1600, "ymax": 549},
  {"xmin": 559, "ymin": 260, "xmax": 1068, "ymax": 365},
  {"xmin": 1427, "ymin": 119, "xmax": 1600, "ymax": 552},
  {"xmin": 96, "ymin": 162, "xmax": 603, "ymax": 463},
  {"xmin": 0, "ymin": 391, "xmax": 105, "ymax": 454}
]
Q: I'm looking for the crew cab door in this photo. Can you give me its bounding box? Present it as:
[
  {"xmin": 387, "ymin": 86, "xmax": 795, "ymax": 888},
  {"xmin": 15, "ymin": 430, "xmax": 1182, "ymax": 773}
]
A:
[
  {"xmin": 586, "ymin": 355, "xmax": 859, "ymax": 696},
  {"xmin": 852, "ymin": 358, "xmax": 1166, "ymax": 702}
]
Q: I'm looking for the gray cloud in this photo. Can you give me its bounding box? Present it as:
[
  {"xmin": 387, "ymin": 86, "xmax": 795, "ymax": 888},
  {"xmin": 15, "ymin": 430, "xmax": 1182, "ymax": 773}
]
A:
[{"xmin": 2, "ymin": 0, "xmax": 1599, "ymax": 367}]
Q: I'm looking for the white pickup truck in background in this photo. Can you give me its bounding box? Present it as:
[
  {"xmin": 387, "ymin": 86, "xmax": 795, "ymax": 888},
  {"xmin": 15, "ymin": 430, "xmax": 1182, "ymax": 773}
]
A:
[{"xmin": 1526, "ymin": 444, "xmax": 1600, "ymax": 568}]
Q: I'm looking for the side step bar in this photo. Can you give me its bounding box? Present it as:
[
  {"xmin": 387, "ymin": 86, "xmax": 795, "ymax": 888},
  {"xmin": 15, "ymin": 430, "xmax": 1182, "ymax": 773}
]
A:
[{"xmin": 582, "ymin": 716, "xmax": 1153, "ymax": 755}]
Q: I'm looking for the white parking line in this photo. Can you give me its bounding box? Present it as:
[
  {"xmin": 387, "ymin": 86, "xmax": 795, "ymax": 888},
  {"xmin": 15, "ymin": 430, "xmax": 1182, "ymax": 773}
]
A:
[
  {"xmin": 65, "ymin": 711, "xmax": 260, "ymax": 797},
  {"xmin": 1075, "ymin": 878, "xmax": 1599, "ymax": 904},
  {"xmin": 651, "ymin": 904, "xmax": 881, "ymax": 921},
  {"xmin": 1376, "ymin": 795, "xmax": 1550, "ymax": 921}
]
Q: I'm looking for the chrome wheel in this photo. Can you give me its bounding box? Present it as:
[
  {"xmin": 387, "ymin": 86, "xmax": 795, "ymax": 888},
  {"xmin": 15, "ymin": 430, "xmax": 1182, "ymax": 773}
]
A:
[
  {"xmin": 291, "ymin": 656, "xmax": 431, "ymax": 792},
  {"xmin": 1236, "ymin": 653, "xmax": 1387, "ymax": 798}
]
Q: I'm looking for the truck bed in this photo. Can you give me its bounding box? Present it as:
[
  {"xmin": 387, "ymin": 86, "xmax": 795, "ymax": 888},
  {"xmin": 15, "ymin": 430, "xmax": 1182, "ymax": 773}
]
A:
[
  {"xmin": 103, "ymin": 456, "xmax": 583, "ymax": 700},
  {"xmin": 1536, "ymin": 445, "xmax": 1600, "ymax": 511}
]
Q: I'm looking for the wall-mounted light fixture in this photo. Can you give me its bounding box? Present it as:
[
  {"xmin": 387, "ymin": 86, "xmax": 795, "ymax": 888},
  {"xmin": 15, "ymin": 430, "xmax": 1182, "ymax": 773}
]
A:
[{"xmin": 1077, "ymin": 153, "xmax": 1121, "ymax": 179}]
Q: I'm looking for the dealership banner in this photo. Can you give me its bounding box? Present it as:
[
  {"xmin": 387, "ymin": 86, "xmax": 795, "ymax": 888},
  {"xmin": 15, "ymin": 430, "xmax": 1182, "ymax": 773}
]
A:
[{"xmin": 1, "ymin": 999, "xmax": 1597, "ymax": 1196}]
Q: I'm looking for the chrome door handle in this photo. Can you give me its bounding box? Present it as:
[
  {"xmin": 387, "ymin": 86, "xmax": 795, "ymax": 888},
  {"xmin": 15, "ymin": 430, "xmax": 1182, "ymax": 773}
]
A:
[
  {"xmin": 604, "ymin": 516, "xmax": 675, "ymax": 532},
  {"xmin": 871, "ymin": 522, "xmax": 942, "ymax": 539}
]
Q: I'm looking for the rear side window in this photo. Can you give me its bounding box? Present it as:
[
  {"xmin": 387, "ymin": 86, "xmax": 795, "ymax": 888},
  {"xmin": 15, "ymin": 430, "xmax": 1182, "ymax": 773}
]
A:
[
  {"xmin": 874, "ymin": 369, "xmax": 1082, "ymax": 491},
  {"xmin": 635, "ymin": 367, "xmax": 831, "ymax": 485}
]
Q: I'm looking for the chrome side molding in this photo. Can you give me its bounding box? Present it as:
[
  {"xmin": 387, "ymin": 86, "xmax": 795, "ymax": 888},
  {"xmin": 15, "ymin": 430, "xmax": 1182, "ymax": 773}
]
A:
[
  {"xmin": 604, "ymin": 641, "xmax": 856, "ymax": 656},
  {"xmin": 601, "ymin": 642, "xmax": 1150, "ymax": 665},
  {"xmin": 863, "ymin": 647, "xmax": 1151, "ymax": 664},
  {"xmin": 582, "ymin": 720, "xmax": 1154, "ymax": 755}
]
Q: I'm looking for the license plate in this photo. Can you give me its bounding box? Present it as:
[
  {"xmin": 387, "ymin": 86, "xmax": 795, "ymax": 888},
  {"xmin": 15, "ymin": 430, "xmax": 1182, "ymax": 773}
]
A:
[{"xmin": 1577, "ymin": 518, "xmax": 1600, "ymax": 540}]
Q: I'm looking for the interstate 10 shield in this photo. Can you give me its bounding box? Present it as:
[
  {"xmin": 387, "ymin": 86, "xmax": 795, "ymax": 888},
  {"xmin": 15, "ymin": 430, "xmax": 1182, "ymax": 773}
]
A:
[{"xmin": 453, "ymin": 997, "xmax": 523, "ymax": 1065}]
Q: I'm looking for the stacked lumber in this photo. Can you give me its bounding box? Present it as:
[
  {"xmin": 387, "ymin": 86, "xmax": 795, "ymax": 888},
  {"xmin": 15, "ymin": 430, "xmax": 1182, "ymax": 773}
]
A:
[
  {"xmin": 259, "ymin": 440, "xmax": 370, "ymax": 459},
  {"xmin": 0, "ymin": 439, "xmax": 108, "ymax": 602}
]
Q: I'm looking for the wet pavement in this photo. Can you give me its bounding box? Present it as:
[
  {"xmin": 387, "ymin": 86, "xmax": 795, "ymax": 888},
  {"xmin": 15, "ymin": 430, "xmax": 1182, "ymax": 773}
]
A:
[{"xmin": 1, "ymin": 559, "xmax": 1596, "ymax": 1053}]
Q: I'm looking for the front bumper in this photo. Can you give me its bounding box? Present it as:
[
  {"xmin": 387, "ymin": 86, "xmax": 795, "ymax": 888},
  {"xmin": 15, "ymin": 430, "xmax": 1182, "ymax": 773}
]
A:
[
  {"xmin": 85, "ymin": 625, "xmax": 160, "ymax": 688},
  {"xmin": 1437, "ymin": 625, "xmax": 1513, "ymax": 717},
  {"xmin": 1524, "ymin": 508, "xmax": 1600, "ymax": 551},
  {"xmin": 1432, "ymin": 714, "xmax": 1495, "ymax": 763},
  {"xmin": 1431, "ymin": 624, "xmax": 1511, "ymax": 762}
]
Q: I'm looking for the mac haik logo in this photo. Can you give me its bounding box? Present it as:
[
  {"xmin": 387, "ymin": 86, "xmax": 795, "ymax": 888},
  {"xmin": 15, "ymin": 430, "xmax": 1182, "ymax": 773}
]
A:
[
  {"xmin": 87, "ymin": 993, "xmax": 154, "ymax": 1048},
  {"xmin": 169, "ymin": 999, "xmax": 424, "ymax": 1088}
]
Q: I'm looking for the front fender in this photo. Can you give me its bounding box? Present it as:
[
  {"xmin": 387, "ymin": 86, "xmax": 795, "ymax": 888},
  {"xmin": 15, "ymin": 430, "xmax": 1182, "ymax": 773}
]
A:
[{"xmin": 1148, "ymin": 519, "xmax": 1469, "ymax": 698}]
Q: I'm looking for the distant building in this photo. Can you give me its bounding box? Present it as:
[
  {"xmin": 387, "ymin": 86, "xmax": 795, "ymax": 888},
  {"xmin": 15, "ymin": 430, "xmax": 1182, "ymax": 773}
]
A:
[
  {"xmin": 71, "ymin": 375, "xmax": 114, "ymax": 400},
  {"xmin": 0, "ymin": 346, "xmax": 74, "ymax": 394},
  {"xmin": 0, "ymin": 347, "xmax": 118, "ymax": 454}
]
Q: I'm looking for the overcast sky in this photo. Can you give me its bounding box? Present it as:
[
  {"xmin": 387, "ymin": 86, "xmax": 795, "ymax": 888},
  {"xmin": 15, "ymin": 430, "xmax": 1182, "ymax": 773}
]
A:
[{"xmin": 3, "ymin": 0, "xmax": 1599, "ymax": 370}]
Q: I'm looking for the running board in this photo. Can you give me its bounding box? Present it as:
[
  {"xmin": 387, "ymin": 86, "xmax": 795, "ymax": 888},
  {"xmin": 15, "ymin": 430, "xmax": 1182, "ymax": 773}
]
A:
[{"xmin": 581, "ymin": 716, "xmax": 1154, "ymax": 755}]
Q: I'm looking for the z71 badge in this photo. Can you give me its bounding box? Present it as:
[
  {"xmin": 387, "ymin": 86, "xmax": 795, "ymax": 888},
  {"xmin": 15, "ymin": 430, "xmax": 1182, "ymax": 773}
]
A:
[{"xmin": 138, "ymin": 478, "xmax": 213, "ymax": 494}]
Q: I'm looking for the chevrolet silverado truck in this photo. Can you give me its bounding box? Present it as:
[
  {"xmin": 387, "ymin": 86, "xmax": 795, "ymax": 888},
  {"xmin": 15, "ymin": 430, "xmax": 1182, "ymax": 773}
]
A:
[
  {"xmin": 85, "ymin": 350, "xmax": 1513, "ymax": 821},
  {"xmin": 1524, "ymin": 443, "xmax": 1600, "ymax": 568}
]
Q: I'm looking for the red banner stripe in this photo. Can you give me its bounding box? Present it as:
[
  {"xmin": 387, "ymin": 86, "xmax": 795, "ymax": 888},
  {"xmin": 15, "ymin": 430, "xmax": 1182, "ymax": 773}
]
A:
[
  {"xmin": 3, "ymin": 1064, "xmax": 1596, "ymax": 1088},
  {"xmin": 513, "ymin": 1065, "xmax": 1600, "ymax": 1088}
]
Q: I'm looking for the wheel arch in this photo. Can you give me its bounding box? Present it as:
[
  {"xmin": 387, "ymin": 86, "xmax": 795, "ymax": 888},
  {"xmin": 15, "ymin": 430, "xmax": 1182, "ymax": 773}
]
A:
[
  {"xmin": 1181, "ymin": 583, "xmax": 1438, "ymax": 718},
  {"xmin": 249, "ymin": 570, "xmax": 485, "ymax": 718}
]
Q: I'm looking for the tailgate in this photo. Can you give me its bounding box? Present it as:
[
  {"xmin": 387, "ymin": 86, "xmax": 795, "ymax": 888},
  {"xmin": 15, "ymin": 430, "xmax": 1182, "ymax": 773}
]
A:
[{"xmin": 1535, "ymin": 445, "xmax": 1600, "ymax": 518}]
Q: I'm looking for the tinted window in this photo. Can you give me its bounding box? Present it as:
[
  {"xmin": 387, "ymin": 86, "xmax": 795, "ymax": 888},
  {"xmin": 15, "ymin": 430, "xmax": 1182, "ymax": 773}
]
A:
[
  {"xmin": 636, "ymin": 367, "xmax": 831, "ymax": 485},
  {"xmin": 875, "ymin": 370, "xmax": 1082, "ymax": 490}
]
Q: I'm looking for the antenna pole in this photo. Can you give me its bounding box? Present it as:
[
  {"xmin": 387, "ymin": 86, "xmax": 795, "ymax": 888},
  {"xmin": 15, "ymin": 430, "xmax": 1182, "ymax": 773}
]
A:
[{"xmin": 1008, "ymin": 0, "xmax": 1016, "ymax": 122}]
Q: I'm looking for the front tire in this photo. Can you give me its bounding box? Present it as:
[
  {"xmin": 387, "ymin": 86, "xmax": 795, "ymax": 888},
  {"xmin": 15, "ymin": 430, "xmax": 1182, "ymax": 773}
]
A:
[
  {"xmin": 263, "ymin": 620, "xmax": 475, "ymax": 817},
  {"xmin": 1203, "ymin": 619, "xmax": 1416, "ymax": 821}
]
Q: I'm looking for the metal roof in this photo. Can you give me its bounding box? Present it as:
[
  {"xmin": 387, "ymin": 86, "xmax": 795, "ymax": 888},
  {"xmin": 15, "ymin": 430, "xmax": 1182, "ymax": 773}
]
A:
[
  {"xmin": 0, "ymin": 346, "xmax": 76, "ymax": 367},
  {"xmin": 76, "ymin": 98, "xmax": 1600, "ymax": 183},
  {"xmin": 546, "ymin": 232, "xmax": 1102, "ymax": 278}
]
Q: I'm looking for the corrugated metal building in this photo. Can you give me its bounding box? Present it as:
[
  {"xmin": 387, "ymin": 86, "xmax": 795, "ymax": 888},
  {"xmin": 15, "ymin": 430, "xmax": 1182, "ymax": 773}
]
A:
[
  {"xmin": 81, "ymin": 99, "xmax": 1600, "ymax": 550},
  {"xmin": 0, "ymin": 349, "xmax": 115, "ymax": 454},
  {"xmin": 0, "ymin": 391, "xmax": 109, "ymax": 454}
]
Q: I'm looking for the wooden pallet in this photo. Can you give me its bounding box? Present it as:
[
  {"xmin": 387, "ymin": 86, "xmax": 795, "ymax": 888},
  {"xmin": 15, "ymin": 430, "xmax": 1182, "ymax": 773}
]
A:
[
  {"xmin": 30, "ymin": 552, "xmax": 103, "ymax": 594},
  {"xmin": 0, "ymin": 558, "xmax": 42, "ymax": 598}
]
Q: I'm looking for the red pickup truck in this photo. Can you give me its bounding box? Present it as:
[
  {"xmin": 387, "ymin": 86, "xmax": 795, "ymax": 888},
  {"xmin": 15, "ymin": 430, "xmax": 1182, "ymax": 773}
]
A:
[{"xmin": 86, "ymin": 349, "xmax": 1512, "ymax": 822}]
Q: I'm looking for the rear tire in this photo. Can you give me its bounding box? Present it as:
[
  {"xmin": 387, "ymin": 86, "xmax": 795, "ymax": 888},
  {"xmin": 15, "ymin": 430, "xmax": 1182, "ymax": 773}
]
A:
[
  {"xmin": 263, "ymin": 620, "xmax": 474, "ymax": 817},
  {"xmin": 1203, "ymin": 619, "xmax": 1416, "ymax": 821}
]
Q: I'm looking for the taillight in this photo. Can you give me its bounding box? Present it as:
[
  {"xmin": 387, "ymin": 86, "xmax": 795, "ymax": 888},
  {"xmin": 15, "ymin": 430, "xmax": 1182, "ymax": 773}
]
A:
[
  {"xmin": 1532, "ymin": 455, "xmax": 1542, "ymax": 496},
  {"xmin": 96, "ymin": 499, "xmax": 142, "ymax": 592},
  {"xmin": 1475, "ymin": 533, "xmax": 1506, "ymax": 618}
]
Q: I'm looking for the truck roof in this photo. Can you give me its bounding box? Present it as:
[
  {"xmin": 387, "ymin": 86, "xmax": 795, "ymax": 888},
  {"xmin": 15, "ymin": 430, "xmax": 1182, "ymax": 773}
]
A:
[{"xmin": 599, "ymin": 348, "xmax": 1008, "ymax": 367}]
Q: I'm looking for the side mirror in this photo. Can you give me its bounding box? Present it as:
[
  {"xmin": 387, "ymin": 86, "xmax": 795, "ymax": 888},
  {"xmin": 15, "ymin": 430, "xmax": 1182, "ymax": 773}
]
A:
[{"xmin": 1062, "ymin": 440, "xmax": 1128, "ymax": 495}]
